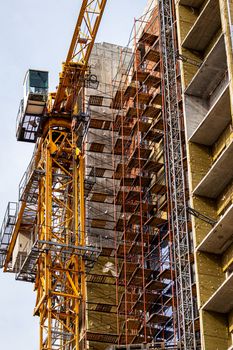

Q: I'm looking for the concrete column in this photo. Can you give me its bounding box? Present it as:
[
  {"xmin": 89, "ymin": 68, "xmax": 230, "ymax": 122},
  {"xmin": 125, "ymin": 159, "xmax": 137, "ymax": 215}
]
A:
[{"xmin": 219, "ymin": 0, "xmax": 233, "ymax": 123}]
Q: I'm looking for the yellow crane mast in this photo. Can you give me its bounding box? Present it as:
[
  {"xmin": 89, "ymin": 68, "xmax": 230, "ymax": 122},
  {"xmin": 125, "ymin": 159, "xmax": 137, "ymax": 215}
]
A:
[{"xmin": 0, "ymin": 1, "xmax": 107, "ymax": 350}]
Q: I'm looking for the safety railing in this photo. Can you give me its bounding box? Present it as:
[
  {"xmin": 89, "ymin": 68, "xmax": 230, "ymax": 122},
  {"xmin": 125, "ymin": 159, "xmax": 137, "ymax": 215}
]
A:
[{"xmin": 0, "ymin": 202, "xmax": 18, "ymax": 268}]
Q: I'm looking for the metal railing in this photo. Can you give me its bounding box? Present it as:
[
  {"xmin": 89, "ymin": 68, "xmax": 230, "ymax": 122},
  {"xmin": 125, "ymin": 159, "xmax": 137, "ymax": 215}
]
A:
[{"xmin": 0, "ymin": 202, "xmax": 18, "ymax": 268}]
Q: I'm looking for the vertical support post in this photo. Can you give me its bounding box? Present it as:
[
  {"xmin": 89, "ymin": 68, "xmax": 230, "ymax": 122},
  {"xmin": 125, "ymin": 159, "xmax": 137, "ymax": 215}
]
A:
[
  {"xmin": 80, "ymin": 153, "xmax": 86, "ymax": 350},
  {"xmin": 74, "ymin": 149, "xmax": 80, "ymax": 350},
  {"xmin": 79, "ymin": 154, "xmax": 85, "ymax": 247},
  {"xmin": 220, "ymin": 0, "xmax": 233, "ymax": 125},
  {"xmin": 45, "ymin": 129, "xmax": 53, "ymax": 350},
  {"xmin": 133, "ymin": 17, "xmax": 147, "ymax": 343}
]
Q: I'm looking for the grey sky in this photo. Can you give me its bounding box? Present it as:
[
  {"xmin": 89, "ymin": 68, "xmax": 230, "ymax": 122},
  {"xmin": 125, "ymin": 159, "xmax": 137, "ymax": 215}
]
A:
[{"xmin": 0, "ymin": 1, "xmax": 147, "ymax": 349}]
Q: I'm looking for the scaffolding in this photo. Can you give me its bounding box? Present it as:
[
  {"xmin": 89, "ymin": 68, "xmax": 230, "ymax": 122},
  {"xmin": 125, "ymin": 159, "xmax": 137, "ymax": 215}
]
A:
[
  {"xmin": 110, "ymin": 2, "xmax": 199, "ymax": 349},
  {"xmin": 111, "ymin": 6, "xmax": 176, "ymax": 348},
  {"xmin": 158, "ymin": 0, "xmax": 196, "ymax": 348}
]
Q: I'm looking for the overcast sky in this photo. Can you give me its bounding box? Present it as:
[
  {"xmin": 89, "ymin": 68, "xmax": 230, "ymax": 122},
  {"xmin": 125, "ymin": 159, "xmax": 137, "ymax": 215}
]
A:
[{"xmin": 0, "ymin": 1, "xmax": 147, "ymax": 349}]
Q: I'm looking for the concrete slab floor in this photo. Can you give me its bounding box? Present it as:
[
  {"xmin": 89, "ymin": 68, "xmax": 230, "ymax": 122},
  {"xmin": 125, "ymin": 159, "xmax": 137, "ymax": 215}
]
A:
[
  {"xmin": 202, "ymin": 272, "xmax": 233, "ymax": 313},
  {"xmin": 189, "ymin": 83, "xmax": 231, "ymax": 146},
  {"xmin": 182, "ymin": 0, "xmax": 221, "ymax": 52},
  {"xmin": 193, "ymin": 139, "xmax": 233, "ymax": 198},
  {"xmin": 197, "ymin": 203, "xmax": 233, "ymax": 254}
]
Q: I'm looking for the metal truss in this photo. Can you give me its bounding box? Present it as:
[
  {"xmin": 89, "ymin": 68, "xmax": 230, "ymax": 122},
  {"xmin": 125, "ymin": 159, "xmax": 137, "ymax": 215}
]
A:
[
  {"xmin": 158, "ymin": 0, "xmax": 196, "ymax": 349},
  {"xmin": 34, "ymin": 124, "xmax": 87, "ymax": 350},
  {"xmin": 51, "ymin": 0, "xmax": 107, "ymax": 113}
]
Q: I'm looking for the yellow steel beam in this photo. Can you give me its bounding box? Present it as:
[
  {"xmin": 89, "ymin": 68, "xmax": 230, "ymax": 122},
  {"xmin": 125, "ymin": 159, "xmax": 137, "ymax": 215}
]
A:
[
  {"xmin": 79, "ymin": 154, "xmax": 85, "ymax": 247},
  {"xmin": 51, "ymin": 0, "xmax": 107, "ymax": 114}
]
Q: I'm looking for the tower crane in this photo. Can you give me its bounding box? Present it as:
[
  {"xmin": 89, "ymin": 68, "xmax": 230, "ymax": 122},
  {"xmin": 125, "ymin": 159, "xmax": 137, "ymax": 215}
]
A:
[{"xmin": 0, "ymin": 1, "xmax": 106, "ymax": 350}]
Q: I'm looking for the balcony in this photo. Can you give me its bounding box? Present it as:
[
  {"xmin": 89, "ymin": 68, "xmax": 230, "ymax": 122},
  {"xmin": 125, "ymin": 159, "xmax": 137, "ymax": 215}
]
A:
[
  {"xmin": 189, "ymin": 84, "xmax": 231, "ymax": 146},
  {"xmin": 179, "ymin": 0, "xmax": 205, "ymax": 7},
  {"xmin": 182, "ymin": 0, "xmax": 221, "ymax": 52},
  {"xmin": 197, "ymin": 203, "xmax": 233, "ymax": 254},
  {"xmin": 193, "ymin": 139, "xmax": 233, "ymax": 198},
  {"xmin": 203, "ymin": 273, "xmax": 233, "ymax": 313},
  {"xmin": 185, "ymin": 35, "xmax": 227, "ymax": 99}
]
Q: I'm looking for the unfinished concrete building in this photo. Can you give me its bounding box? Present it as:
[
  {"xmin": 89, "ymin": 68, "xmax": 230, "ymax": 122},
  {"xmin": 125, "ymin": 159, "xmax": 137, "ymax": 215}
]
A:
[
  {"xmin": 1, "ymin": 0, "xmax": 233, "ymax": 350},
  {"xmin": 176, "ymin": 0, "xmax": 233, "ymax": 348}
]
